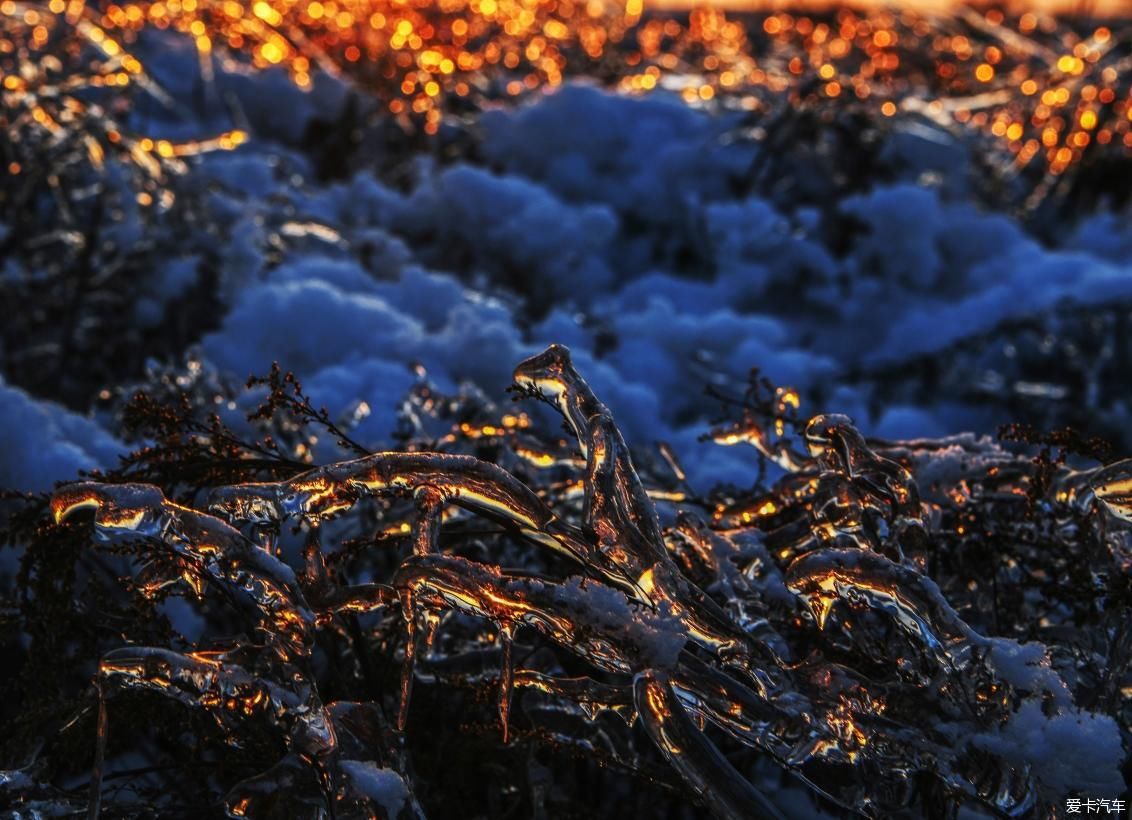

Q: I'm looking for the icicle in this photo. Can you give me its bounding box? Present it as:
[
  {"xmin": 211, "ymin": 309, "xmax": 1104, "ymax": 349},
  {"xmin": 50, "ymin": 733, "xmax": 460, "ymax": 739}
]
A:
[
  {"xmin": 260, "ymin": 528, "xmax": 278, "ymax": 556},
  {"xmin": 498, "ymin": 622, "xmax": 515, "ymax": 743},
  {"xmin": 303, "ymin": 527, "xmax": 328, "ymax": 594},
  {"xmin": 87, "ymin": 683, "xmax": 107, "ymax": 820},
  {"xmin": 412, "ymin": 485, "xmax": 444, "ymax": 555},
  {"xmin": 633, "ymin": 670, "xmax": 786, "ymax": 820},
  {"xmin": 421, "ymin": 609, "xmax": 442, "ymax": 653},
  {"xmin": 398, "ymin": 589, "xmax": 417, "ymax": 733}
]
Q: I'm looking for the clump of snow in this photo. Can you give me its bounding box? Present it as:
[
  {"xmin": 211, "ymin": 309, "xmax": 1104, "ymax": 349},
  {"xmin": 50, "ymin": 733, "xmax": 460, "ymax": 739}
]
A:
[
  {"xmin": 338, "ymin": 760, "xmax": 409, "ymax": 818},
  {"xmin": 987, "ymin": 639, "xmax": 1072, "ymax": 708},
  {"xmin": 1066, "ymin": 211, "xmax": 1132, "ymax": 264},
  {"xmin": 543, "ymin": 576, "xmax": 688, "ymax": 668},
  {"xmin": 4, "ymin": 78, "xmax": 1132, "ymax": 511},
  {"xmin": 0, "ymin": 378, "xmax": 122, "ymax": 492},
  {"xmin": 391, "ymin": 164, "xmax": 618, "ymax": 308},
  {"xmin": 202, "ymin": 276, "xmax": 422, "ymax": 377},
  {"xmin": 971, "ymin": 700, "xmax": 1126, "ymax": 797},
  {"xmin": 840, "ymin": 184, "xmax": 945, "ymax": 290},
  {"xmin": 481, "ymin": 85, "xmax": 755, "ymax": 246},
  {"xmin": 870, "ymin": 246, "xmax": 1132, "ymax": 363},
  {"xmin": 158, "ymin": 597, "xmax": 208, "ymax": 644}
]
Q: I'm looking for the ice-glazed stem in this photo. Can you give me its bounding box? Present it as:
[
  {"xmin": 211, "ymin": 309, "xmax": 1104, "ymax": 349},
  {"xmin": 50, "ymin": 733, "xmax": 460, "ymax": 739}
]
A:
[
  {"xmin": 634, "ymin": 669, "xmax": 786, "ymax": 820},
  {"xmin": 1089, "ymin": 457, "xmax": 1132, "ymax": 523},
  {"xmin": 512, "ymin": 670, "xmax": 634, "ymax": 721},
  {"xmin": 312, "ymin": 582, "xmax": 398, "ymax": 625},
  {"xmin": 803, "ymin": 414, "xmax": 926, "ymax": 556},
  {"xmin": 99, "ymin": 645, "xmax": 293, "ymax": 713},
  {"xmin": 513, "ymin": 344, "xmax": 666, "ymax": 555},
  {"xmin": 97, "ymin": 647, "xmax": 336, "ymax": 760},
  {"xmin": 393, "ymin": 553, "xmax": 687, "ymax": 675},
  {"xmin": 583, "ymin": 413, "xmax": 673, "ymax": 583},
  {"xmin": 208, "ymin": 452, "xmax": 630, "ymax": 589},
  {"xmin": 671, "ymin": 653, "xmax": 813, "ymax": 762},
  {"xmin": 786, "ymin": 548, "xmax": 984, "ymax": 659},
  {"xmin": 53, "ymin": 482, "xmax": 316, "ymax": 658},
  {"xmin": 707, "ymin": 386, "xmax": 810, "ymax": 473},
  {"xmin": 514, "ymin": 346, "xmax": 765, "ymax": 662}
]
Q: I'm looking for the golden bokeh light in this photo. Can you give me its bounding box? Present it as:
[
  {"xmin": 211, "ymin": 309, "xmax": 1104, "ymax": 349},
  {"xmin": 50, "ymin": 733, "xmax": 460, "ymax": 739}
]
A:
[{"xmin": 1, "ymin": 0, "xmax": 1129, "ymax": 182}]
